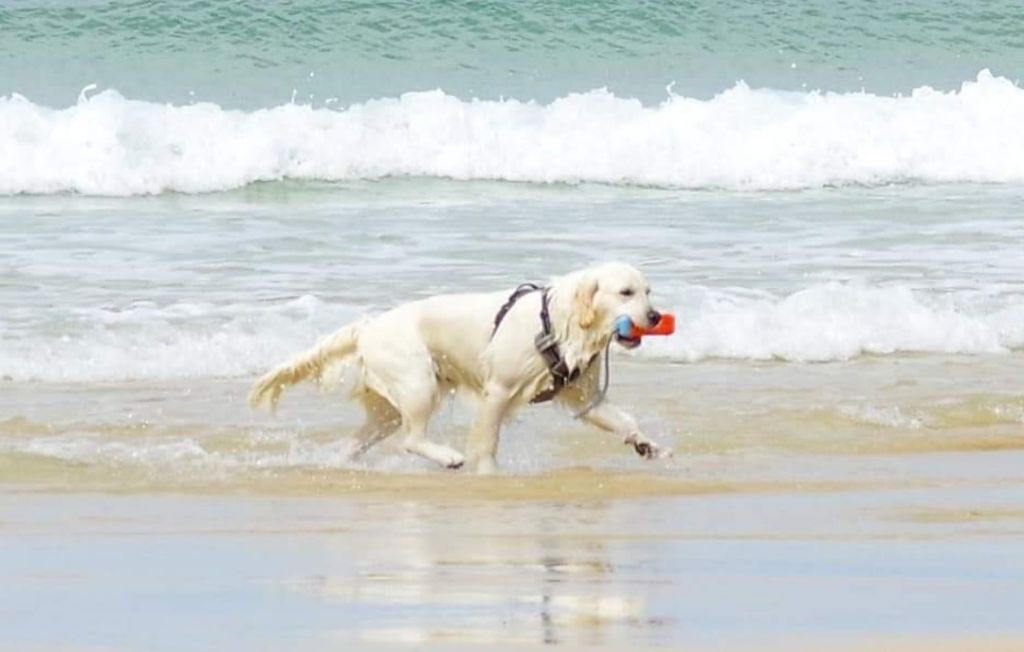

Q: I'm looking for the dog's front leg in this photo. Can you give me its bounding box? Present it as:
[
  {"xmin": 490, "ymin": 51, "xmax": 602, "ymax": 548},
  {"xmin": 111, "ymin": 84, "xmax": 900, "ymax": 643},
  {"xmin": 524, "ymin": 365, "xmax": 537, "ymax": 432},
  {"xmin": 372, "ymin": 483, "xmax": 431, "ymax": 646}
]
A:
[
  {"xmin": 558, "ymin": 385, "xmax": 670, "ymax": 459},
  {"xmin": 588, "ymin": 402, "xmax": 669, "ymax": 459},
  {"xmin": 467, "ymin": 382, "xmax": 512, "ymax": 475}
]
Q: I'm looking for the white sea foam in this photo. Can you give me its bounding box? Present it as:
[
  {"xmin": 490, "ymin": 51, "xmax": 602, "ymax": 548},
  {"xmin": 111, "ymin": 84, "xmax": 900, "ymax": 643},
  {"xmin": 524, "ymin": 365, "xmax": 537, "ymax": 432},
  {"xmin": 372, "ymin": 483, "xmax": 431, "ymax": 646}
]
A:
[
  {"xmin": 0, "ymin": 295, "xmax": 357, "ymax": 383},
  {"xmin": 3, "ymin": 284, "xmax": 1022, "ymax": 383},
  {"xmin": 641, "ymin": 283, "xmax": 1024, "ymax": 363},
  {"xmin": 2, "ymin": 71, "xmax": 1023, "ymax": 195}
]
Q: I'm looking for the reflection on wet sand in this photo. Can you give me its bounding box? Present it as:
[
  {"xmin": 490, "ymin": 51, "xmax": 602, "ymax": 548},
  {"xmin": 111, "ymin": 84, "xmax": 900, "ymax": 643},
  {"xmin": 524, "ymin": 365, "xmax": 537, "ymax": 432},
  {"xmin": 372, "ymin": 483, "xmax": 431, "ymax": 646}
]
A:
[
  {"xmin": 289, "ymin": 501, "xmax": 655, "ymax": 647},
  {"xmin": 2, "ymin": 482, "xmax": 1024, "ymax": 651}
]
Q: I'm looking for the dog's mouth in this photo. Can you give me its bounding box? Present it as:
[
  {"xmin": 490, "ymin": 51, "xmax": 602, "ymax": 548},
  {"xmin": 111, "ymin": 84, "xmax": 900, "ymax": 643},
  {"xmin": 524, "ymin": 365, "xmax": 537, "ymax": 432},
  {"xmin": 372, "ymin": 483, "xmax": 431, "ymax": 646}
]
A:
[{"xmin": 614, "ymin": 333, "xmax": 642, "ymax": 349}]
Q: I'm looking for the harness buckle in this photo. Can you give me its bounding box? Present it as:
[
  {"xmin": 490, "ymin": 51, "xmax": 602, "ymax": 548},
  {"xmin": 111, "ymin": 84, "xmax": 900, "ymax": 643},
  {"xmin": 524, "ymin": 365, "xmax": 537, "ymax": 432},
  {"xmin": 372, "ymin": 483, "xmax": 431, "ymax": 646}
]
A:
[{"xmin": 534, "ymin": 332, "xmax": 558, "ymax": 354}]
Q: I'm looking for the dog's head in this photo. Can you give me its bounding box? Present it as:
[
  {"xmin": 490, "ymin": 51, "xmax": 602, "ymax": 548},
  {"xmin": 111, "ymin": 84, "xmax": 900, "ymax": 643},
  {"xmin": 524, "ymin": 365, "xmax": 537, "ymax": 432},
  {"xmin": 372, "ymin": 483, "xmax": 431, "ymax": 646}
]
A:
[{"xmin": 571, "ymin": 262, "xmax": 661, "ymax": 349}]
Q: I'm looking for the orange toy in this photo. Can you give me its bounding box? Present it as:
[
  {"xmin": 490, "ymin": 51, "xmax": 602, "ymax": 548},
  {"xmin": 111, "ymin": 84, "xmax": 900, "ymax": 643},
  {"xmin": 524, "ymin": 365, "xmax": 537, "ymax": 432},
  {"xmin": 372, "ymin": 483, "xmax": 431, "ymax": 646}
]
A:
[{"xmin": 616, "ymin": 313, "xmax": 676, "ymax": 339}]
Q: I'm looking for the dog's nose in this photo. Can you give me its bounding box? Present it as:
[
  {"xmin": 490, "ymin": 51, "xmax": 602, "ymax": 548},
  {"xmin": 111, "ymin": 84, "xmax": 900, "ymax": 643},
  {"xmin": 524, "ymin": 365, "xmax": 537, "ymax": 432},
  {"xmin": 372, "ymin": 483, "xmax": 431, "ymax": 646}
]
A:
[{"xmin": 646, "ymin": 309, "xmax": 662, "ymax": 326}]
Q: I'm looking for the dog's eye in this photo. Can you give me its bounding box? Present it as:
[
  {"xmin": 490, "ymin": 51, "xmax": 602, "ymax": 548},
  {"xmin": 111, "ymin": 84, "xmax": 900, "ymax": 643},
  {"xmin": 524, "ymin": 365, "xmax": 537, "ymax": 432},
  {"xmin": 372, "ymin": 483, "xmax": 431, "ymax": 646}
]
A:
[{"xmin": 620, "ymin": 288, "xmax": 634, "ymax": 297}]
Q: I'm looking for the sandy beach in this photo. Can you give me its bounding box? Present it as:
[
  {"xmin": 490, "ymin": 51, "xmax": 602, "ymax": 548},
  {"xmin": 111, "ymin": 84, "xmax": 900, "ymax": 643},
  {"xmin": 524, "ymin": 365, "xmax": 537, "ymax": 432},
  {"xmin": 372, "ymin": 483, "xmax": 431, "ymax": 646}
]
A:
[{"xmin": 4, "ymin": 478, "xmax": 1023, "ymax": 651}]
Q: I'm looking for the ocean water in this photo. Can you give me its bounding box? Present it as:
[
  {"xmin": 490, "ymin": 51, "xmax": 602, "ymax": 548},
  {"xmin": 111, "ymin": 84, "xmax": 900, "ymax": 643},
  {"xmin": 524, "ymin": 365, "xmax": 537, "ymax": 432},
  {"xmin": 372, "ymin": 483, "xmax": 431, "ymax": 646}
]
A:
[
  {"xmin": 1, "ymin": 1, "xmax": 1023, "ymax": 485},
  {"xmin": 3, "ymin": 0, "xmax": 1023, "ymax": 107}
]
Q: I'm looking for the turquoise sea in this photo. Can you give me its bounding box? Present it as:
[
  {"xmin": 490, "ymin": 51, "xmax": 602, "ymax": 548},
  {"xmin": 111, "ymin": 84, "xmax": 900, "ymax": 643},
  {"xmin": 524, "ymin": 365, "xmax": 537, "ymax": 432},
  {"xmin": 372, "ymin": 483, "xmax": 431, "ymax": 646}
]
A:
[{"xmin": 3, "ymin": 0, "xmax": 1024, "ymax": 108}]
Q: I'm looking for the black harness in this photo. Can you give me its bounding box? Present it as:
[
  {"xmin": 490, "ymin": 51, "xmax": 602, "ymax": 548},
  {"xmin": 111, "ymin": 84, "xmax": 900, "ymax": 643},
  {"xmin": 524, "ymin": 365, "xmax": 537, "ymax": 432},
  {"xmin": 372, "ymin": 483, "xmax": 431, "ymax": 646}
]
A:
[{"xmin": 492, "ymin": 283, "xmax": 584, "ymax": 403}]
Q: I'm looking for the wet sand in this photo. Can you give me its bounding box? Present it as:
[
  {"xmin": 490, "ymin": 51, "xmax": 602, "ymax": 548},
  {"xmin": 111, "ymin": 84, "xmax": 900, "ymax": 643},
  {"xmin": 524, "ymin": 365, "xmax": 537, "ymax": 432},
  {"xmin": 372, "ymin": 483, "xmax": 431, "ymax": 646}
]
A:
[
  {"xmin": 3, "ymin": 482, "xmax": 1024, "ymax": 651},
  {"xmin": 2, "ymin": 356, "xmax": 1023, "ymax": 649}
]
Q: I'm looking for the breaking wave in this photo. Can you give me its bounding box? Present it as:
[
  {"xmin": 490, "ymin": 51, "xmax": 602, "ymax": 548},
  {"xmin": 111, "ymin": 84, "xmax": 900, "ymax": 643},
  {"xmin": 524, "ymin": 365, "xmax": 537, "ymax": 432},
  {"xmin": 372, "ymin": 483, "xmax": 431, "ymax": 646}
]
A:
[{"xmin": 2, "ymin": 71, "xmax": 1023, "ymax": 196}]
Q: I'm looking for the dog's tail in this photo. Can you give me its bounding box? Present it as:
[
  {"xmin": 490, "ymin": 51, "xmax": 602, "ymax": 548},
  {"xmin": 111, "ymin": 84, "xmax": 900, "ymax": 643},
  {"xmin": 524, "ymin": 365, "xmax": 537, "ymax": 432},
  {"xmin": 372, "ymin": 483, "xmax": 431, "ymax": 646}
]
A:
[{"xmin": 248, "ymin": 321, "xmax": 361, "ymax": 412}]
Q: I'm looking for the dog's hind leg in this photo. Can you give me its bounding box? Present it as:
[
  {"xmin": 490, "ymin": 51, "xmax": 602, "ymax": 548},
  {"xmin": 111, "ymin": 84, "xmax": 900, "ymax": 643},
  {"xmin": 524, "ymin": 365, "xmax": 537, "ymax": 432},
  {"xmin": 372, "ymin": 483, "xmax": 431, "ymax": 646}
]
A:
[
  {"xmin": 359, "ymin": 336, "xmax": 464, "ymax": 470},
  {"xmin": 346, "ymin": 390, "xmax": 401, "ymax": 461},
  {"xmin": 400, "ymin": 401, "xmax": 465, "ymax": 470},
  {"xmin": 395, "ymin": 375, "xmax": 465, "ymax": 470}
]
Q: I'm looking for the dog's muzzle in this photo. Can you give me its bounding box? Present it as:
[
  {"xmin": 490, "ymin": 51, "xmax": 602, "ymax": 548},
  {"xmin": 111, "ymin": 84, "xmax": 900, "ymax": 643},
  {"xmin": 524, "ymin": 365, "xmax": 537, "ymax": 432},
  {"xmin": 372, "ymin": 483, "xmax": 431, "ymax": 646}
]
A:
[{"xmin": 614, "ymin": 332, "xmax": 642, "ymax": 349}]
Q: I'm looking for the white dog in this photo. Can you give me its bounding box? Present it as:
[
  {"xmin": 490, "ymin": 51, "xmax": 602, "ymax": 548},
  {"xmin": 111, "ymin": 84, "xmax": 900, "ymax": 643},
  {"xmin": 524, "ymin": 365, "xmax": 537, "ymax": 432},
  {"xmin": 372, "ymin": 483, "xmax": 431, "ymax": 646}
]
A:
[{"xmin": 249, "ymin": 262, "xmax": 668, "ymax": 474}]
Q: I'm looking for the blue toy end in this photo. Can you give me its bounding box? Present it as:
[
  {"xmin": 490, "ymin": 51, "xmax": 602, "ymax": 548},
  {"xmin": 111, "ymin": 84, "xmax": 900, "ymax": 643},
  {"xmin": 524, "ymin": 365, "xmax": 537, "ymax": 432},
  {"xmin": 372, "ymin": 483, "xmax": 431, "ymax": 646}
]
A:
[{"xmin": 615, "ymin": 315, "xmax": 634, "ymax": 337}]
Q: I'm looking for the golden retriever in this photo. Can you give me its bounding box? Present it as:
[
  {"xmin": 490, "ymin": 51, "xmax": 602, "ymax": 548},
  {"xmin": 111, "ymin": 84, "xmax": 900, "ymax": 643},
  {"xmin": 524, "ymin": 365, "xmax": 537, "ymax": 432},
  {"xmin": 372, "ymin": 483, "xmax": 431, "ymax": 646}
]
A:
[{"xmin": 249, "ymin": 262, "xmax": 668, "ymax": 474}]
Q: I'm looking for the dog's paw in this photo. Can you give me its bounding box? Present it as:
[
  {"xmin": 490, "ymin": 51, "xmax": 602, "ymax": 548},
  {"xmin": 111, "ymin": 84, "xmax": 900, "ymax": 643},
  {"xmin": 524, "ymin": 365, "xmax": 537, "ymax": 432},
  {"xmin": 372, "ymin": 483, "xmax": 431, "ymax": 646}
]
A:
[
  {"xmin": 444, "ymin": 452, "xmax": 466, "ymax": 470},
  {"xmin": 633, "ymin": 440, "xmax": 657, "ymax": 459},
  {"xmin": 624, "ymin": 433, "xmax": 668, "ymax": 460}
]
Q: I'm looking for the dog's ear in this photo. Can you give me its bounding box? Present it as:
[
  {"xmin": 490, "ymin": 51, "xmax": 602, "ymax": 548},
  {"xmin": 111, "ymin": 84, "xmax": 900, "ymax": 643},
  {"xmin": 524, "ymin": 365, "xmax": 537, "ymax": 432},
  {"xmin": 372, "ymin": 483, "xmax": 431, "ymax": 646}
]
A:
[{"xmin": 572, "ymin": 274, "xmax": 600, "ymax": 329}]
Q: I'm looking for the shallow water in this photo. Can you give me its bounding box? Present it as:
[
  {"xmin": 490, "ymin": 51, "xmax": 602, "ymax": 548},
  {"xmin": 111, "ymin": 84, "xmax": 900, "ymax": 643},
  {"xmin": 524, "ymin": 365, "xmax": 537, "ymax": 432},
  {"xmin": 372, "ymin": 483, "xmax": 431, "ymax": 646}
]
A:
[
  {"xmin": 2, "ymin": 356, "xmax": 1021, "ymax": 493},
  {"xmin": 4, "ymin": 183, "xmax": 1024, "ymax": 381}
]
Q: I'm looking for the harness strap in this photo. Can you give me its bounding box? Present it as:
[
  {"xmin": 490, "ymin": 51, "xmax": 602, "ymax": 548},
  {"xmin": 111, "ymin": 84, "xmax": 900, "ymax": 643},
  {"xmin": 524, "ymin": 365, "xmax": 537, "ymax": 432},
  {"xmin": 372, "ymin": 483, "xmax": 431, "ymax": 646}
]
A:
[
  {"xmin": 492, "ymin": 283, "xmax": 542, "ymax": 336},
  {"xmin": 531, "ymin": 289, "xmax": 580, "ymax": 403},
  {"xmin": 490, "ymin": 283, "xmax": 582, "ymax": 403}
]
